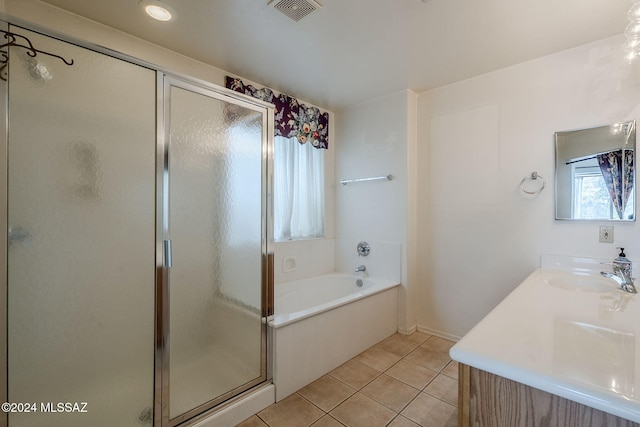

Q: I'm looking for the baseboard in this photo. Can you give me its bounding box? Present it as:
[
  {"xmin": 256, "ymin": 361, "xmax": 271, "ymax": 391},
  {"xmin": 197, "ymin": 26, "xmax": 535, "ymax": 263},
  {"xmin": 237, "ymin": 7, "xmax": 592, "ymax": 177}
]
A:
[
  {"xmin": 417, "ymin": 325, "xmax": 461, "ymax": 342},
  {"xmin": 397, "ymin": 324, "xmax": 417, "ymax": 335}
]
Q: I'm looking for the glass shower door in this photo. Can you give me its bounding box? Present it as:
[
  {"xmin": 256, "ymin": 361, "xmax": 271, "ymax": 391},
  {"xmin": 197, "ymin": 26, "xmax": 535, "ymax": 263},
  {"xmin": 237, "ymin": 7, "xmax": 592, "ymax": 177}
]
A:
[
  {"xmin": 6, "ymin": 26, "xmax": 156, "ymax": 426},
  {"xmin": 164, "ymin": 78, "xmax": 269, "ymax": 424}
]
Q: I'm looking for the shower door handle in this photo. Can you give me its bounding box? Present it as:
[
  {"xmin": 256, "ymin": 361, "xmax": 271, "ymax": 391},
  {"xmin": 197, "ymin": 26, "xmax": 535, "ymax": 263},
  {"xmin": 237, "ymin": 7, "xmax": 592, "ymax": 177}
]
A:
[{"xmin": 163, "ymin": 239, "xmax": 172, "ymax": 268}]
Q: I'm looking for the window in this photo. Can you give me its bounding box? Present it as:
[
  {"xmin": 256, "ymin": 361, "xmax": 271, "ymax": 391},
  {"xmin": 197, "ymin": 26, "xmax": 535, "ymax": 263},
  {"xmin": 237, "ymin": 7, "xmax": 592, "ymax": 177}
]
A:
[
  {"xmin": 223, "ymin": 76, "xmax": 328, "ymax": 239},
  {"xmin": 273, "ymin": 136, "xmax": 324, "ymax": 241}
]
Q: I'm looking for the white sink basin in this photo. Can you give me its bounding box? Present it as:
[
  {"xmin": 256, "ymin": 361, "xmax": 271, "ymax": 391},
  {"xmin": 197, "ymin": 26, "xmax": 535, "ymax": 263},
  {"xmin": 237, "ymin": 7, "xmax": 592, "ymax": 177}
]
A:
[{"xmin": 540, "ymin": 273, "xmax": 618, "ymax": 293}]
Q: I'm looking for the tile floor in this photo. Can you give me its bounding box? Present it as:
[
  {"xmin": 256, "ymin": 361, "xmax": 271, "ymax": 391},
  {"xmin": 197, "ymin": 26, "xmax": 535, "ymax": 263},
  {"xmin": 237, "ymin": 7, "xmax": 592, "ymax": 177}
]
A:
[{"xmin": 236, "ymin": 332, "xmax": 458, "ymax": 427}]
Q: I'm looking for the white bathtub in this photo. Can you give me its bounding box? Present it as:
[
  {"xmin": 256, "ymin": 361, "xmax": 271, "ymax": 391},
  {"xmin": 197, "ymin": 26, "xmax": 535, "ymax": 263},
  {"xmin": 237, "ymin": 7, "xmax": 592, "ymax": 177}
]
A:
[{"xmin": 270, "ymin": 273, "xmax": 399, "ymax": 401}]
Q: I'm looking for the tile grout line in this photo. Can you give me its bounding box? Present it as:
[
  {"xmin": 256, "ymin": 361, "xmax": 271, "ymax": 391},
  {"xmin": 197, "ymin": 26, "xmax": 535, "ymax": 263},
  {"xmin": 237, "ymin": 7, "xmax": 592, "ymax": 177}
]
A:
[
  {"xmin": 327, "ymin": 359, "xmax": 384, "ymax": 391},
  {"xmin": 384, "ymin": 351, "xmax": 455, "ymax": 421},
  {"xmin": 241, "ymin": 333, "xmax": 457, "ymax": 427},
  {"xmin": 308, "ymin": 346, "xmax": 423, "ymax": 425},
  {"xmin": 357, "ymin": 338, "xmax": 457, "ymax": 425}
]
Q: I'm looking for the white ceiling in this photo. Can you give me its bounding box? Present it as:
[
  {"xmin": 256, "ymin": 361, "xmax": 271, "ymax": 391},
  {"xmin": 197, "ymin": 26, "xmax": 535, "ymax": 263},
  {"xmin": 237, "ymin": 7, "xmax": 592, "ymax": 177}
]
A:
[{"xmin": 41, "ymin": 0, "xmax": 630, "ymax": 111}]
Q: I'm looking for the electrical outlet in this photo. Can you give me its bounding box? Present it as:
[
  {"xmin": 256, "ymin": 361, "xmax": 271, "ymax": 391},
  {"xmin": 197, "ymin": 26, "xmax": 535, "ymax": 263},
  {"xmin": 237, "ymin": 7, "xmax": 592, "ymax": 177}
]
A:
[{"xmin": 599, "ymin": 226, "xmax": 614, "ymax": 243}]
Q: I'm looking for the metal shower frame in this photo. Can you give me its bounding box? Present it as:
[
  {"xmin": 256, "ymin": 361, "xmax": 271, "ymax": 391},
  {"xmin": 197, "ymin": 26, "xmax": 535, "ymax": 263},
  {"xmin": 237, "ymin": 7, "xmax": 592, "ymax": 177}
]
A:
[{"xmin": 0, "ymin": 15, "xmax": 275, "ymax": 427}]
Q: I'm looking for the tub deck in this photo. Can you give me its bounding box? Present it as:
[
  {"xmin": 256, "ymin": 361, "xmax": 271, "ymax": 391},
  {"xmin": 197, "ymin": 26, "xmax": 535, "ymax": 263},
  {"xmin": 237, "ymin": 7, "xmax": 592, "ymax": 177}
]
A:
[{"xmin": 270, "ymin": 274, "xmax": 399, "ymax": 328}]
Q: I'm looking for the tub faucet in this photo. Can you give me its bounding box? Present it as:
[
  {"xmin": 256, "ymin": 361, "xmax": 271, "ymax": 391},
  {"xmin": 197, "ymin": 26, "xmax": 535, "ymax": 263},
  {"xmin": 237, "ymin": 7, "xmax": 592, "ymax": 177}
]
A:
[
  {"xmin": 355, "ymin": 265, "xmax": 366, "ymax": 273},
  {"xmin": 601, "ymin": 264, "xmax": 637, "ymax": 294}
]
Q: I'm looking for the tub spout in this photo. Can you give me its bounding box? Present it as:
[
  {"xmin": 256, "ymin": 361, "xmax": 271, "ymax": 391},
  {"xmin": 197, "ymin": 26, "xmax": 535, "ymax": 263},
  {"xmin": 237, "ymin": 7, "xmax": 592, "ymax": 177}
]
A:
[{"xmin": 355, "ymin": 265, "xmax": 366, "ymax": 273}]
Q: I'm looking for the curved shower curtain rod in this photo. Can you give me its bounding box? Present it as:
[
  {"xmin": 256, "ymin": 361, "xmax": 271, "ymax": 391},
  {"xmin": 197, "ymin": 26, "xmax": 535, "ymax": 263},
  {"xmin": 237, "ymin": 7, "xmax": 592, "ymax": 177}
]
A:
[{"xmin": 0, "ymin": 29, "xmax": 74, "ymax": 81}]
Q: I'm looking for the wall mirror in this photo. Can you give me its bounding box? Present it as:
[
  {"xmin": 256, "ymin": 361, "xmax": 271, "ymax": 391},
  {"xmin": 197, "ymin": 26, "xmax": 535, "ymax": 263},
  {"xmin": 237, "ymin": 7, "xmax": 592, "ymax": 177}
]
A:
[{"xmin": 555, "ymin": 120, "xmax": 635, "ymax": 221}]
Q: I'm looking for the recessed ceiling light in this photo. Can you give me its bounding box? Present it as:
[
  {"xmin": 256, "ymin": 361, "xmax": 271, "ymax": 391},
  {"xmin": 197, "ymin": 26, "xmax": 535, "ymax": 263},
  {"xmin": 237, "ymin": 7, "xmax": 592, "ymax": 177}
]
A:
[{"xmin": 139, "ymin": 0, "xmax": 176, "ymax": 22}]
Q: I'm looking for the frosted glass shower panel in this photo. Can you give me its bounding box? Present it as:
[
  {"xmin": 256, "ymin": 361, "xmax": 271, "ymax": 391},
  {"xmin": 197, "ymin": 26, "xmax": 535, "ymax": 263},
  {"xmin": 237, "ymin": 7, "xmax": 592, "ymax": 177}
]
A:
[
  {"xmin": 168, "ymin": 85, "xmax": 265, "ymax": 419},
  {"xmin": 7, "ymin": 28, "xmax": 156, "ymax": 426}
]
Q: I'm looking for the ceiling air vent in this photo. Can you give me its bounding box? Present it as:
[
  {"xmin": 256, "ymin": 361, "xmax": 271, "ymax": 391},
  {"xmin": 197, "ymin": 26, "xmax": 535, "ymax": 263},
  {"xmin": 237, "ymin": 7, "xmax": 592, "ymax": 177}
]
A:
[{"xmin": 268, "ymin": 0, "xmax": 322, "ymax": 22}]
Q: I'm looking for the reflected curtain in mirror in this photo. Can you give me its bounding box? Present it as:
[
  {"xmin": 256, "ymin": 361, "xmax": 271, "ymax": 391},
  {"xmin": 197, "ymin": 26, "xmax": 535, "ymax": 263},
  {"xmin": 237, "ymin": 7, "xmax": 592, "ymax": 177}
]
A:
[{"xmin": 597, "ymin": 149, "xmax": 634, "ymax": 220}]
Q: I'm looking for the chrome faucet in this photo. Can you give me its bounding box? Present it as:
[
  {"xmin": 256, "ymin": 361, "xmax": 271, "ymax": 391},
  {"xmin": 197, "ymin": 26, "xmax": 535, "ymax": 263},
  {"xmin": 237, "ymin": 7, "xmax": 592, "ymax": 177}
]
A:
[
  {"xmin": 355, "ymin": 265, "xmax": 366, "ymax": 273},
  {"xmin": 601, "ymin": 264, "xmax": 637, "ymax": 294}
]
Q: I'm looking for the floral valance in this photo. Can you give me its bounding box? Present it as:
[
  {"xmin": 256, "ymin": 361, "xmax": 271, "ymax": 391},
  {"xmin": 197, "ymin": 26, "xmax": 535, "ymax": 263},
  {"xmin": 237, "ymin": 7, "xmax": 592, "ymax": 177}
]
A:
[{"xmin": 225, "ymin": 76, "xmax": 329, "ymax": 149}]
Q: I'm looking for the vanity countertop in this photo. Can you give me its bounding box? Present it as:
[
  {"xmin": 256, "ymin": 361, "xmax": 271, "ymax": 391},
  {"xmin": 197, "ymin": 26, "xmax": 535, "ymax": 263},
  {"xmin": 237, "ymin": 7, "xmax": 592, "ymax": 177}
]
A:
[{"xmin": 449, "ymin": 255, "xmax": 640, "ymax": 423}]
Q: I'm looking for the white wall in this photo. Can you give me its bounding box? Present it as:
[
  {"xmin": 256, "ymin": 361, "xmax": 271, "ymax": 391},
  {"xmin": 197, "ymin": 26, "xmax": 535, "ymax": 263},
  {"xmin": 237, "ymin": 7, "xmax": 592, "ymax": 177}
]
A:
[
  {"xmin": 273, "ymin": 239, "xmax": 335, "ymax": 284},
  {"xmin": 335, "ymin": 90, "xmax": 418, "ymax": 333},
  {"xmin": 417, "ymin": 34, "xmax": 640, "ymax": 339}
]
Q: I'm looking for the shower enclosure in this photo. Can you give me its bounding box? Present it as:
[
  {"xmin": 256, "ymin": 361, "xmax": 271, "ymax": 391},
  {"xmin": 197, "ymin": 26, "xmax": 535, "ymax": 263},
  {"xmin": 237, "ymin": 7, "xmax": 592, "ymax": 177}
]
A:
[{"xmin": 2, "ymin": 23, "xmax": 273, "ymax": 427}]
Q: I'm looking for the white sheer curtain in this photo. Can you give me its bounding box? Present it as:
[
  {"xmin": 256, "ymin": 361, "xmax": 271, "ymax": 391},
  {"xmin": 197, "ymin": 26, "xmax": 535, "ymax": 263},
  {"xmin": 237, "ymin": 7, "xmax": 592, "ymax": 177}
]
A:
[{"xmin": 273, "ymin": 136, "xmax": 324, "ymax": 240}]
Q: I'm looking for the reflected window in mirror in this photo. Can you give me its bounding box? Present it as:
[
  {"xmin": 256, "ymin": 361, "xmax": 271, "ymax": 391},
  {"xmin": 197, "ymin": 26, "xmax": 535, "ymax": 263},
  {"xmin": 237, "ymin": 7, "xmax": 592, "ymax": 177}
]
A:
[
  {"xmin": 572, "ymin": 160, "xmax": 635, "ymax": 220},
  {"xmin": 555, "ymin": 121, "xmax": 635, "ymax": 221}
]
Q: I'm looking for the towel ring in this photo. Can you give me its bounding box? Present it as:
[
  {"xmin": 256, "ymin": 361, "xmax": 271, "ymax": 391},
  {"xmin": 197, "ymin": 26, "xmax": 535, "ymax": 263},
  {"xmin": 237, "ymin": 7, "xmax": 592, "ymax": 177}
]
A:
[{"xmin": 520, "ymin": 172, "xmax": 545, "ymax": 195}]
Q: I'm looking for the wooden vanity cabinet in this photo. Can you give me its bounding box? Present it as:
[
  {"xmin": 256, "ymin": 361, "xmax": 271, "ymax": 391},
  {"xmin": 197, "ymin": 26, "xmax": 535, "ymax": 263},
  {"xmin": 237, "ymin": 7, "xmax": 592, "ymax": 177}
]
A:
[{"xmin": 458, "ymin": 364, "xmax": 640, "ymax": 427}]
